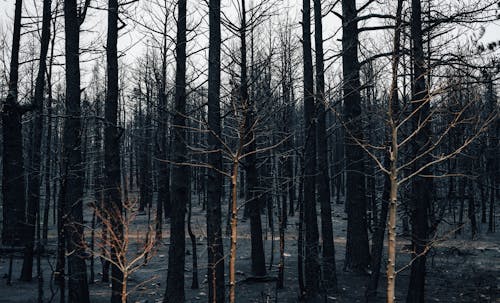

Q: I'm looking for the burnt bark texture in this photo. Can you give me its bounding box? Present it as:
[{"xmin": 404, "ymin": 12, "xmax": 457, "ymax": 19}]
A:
[
  {"xmin": 207, "ymin": 0, "xmax": 226, "ymax": 301},
  {"xmin": 313, "ymin": 0, "xmax": 337, "ymax": 292},
  {"xmin": 341, "ymin": 0, "xmax": 370, "ymax": 272},
  {"xmin": 21, "ymin": 0, "xmax": 52, "ymax": 282},
  {"xmin": 407, "ymin": 0, "xmax": 432, "ymax": 301},
  {"xmin": 2, "ymin": 0, "xmax": 25, "ymax": 247},
  {"xmin": 302, "ymin": 0, "xmax": 321, "ymax": 299},
  {"xmin": 105, "ymin": 0, "xmax": 124, "ymax": 302},
  {"xmin": 164, "ymin": 0, "xmax": 188, "ymax": 301},
  {"xmin": 63, "ymin": 0, "xmax": 90, "ymax": 301},
  {"xmin": 239, "ymin": 0, "xmax": 267, "ymax": 277}
]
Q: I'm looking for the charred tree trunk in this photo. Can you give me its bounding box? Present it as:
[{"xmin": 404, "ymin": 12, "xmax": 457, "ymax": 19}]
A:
[
  {"xmin": 407, "ymin": 0, "xmax": 432, "ymax": 301},
  {"xmin": 63, "ymin": 0, "xmax": 90, "ymax": 301},
  {"xmin": 314, "ymin": 0, "xmax": 337, "ymax": 292},
  {"xmin": 2, "ymin": 0, "xmax": 25, "ymax": 247},
  {"xmin": 207, "ymin": 0, "xmax": 226, "ymax": 301},
  {"xmin": 43, "ymin": 18, "xmax": 58, "ymax": 243},
  {"xmin": 302, "ymin": 0, "xmax": 321, "ymax": 299},
  {"xmin": 341, "ymin": 0, "xmax": 370, "ymax": 272},
  {"xmin": 105, "ymin": 0, "xmax": 124, "ymax": 301},
  {"xmin": 164, "ymin": 0, "xmax": 188, "ymax": 301},
  {"xmin": 156, "ymin": 3, "xmax": 170, "ymax": 235},
  {"xmin": 20, "ymin": 0, "xmax": 52, "ymax": 282},
  {"xmin": 240, "ymin": 0, "xmax": 267, "ymax": 277}
]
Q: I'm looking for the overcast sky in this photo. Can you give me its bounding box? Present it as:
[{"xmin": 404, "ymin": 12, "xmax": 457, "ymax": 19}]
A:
[{"xmin": 0, "ymin": 0, "xmax": 498, "ymax": 95}]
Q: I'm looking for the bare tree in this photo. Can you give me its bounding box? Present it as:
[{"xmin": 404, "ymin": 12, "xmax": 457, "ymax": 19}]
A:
[
  {"xmin": 61, "ymin": 0, "xmax": 91, "ymax": 301},
  {"xmin": 207, "ymin": 0, "xmax": 226, "ymax": 301},
  {"xmin": 164, "ymin": 0, "xmax": 188, "ymax": 301},
  {"xmin": 302, "ymin": 0, "xmax": 321, "ymax": 299}
]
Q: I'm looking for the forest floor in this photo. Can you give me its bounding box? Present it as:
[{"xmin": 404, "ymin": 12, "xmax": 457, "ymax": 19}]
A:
[{"xmin": 0, "ymin": 195, "xmax": 499, "ymax": 303}]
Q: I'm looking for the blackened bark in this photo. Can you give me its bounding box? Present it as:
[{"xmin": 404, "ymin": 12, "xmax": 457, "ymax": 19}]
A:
[
  {"xmin": 240, "ymin": 0, "xmax": 266, "ymax": 277},
  {"xmin": 55, "ymin": 175, "xmax": 66, "ymax": 303},
  {"xmin": 43, "ymin": 19, "xmax": 57, "ymax": 242},
  {"xmin": 1, "ymin": 0, "xmax": 25, "ymax": 247},
  {"xmin": 302, "ymin": 0, "xmax": 321, "ymax": 299},
  {"xmin": 314, "ymin": 0, "xmax": 337, "ymax": 292},
  {"xmin": 140, "ymin": 76, "xmax": 153, "ymax": 212},
  {"xmin": 341, "ymin": 0, "xmax": 370, "ymax": 271},
  {"xmin": 207, "ymin": 0, "xmax": 226, "ymax": 301},
  {"xmin": 164, "ymin": 0, "xmax": 188, "ymax": 301},
  {"xmin": 21, "ymin": 0, "xmax": 52, "ymax": 282},
  {"xmin": 365, "ymin": 155, "xmax": 390, "ymax": 300},
  {"xmin": 63, "ymin": 0, "xmax": 90, "ymax": 301},
  {"xmin": 105, "ymin": 0, "xmax": 124, "ymax": 301},
  {"xmin": 156, "ymin": 14, "xmax": 169, "ymax": 235},
  {"xmin": 407, "ymin": 0, "xmax": 432, "ymax": 301}
]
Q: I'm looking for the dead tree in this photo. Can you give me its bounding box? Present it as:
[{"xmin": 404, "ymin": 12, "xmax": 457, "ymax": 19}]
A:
[
  {"xmin": 163, "ymin": 0, "xmax": 188, "ymax": 301},
  {"xmin": 61, "ymin": 0, "xmax": 91, "ymax": 301},
  {"xmin": 207, "ymin": 0, "xmax": 226, "ymax": 301}
]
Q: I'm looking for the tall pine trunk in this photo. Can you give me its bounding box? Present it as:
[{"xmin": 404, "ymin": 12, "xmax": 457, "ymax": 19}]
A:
[
  {"xmin": 164, "ymin": 0, "xmax": 188, "ymax": 301},
  {"xmin": 1, "ymin": 0, "xmax": 25, "ymax": 248},
  {"xmin": 105, "ymin": 0, "xmax": 124, "ymax": 301},
  {"xmin": 239, "ymin": 0, "xmax": 266, "ymax": 277},
  {"xmin": 407, "ymin": 0, "xmax": 432, "ymax": 301},
  {"xmin": 207, "ymin": 0, "xmax": 226, "ymax": 301},
  {"xmin": 342, "ymin": 0, "xmax": 370, "ymax": 271},
  {"xmin": 313, "ymin": 0, "xmax": 337, "ymax": 291},
  {"xmin": 63, "ymin": 0, "xmax": 90, "ymax": 301},
  {"xmin": 302, "ymin": 0, "xmax": 321, "ymax": 299},
  {"xmin": 21, "ymin": 0, "xmax": 52, "ymax": 282}
]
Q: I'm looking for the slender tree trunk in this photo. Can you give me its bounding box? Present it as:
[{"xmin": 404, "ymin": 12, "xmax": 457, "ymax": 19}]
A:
[
  {"xmin": 229, "ymin": 160, "xmax": 239, "ymax": 303},
  {"xmin": 302, "ymin": 0, "xmax": 321, "ymax": 299},
  {"xmin": 207, "ymin": 0, "xmax": 226, "ymax": 300},
  {"xmin": 43, "ymin": 18, "xmax": 58, "ymax": 241},
  {"xmin": 55, "ymin": 167, "xmax": 66, "ymax": 303},
  {"xmin": 367, "ymin": 2, "xmax": 403, "ymax": 300},
  {"xmin": 277, "ymin": 177, "xmax": 285, "ymax": 289},
  {"xmin": 164, "ymin": 0, "xmax": 188, "ymax": 301},
  {"xmin": 2, "ymin": 0, "xmax": 25, "ymax": 247},
  {"xmin": 63, "ymin": 0, "xmax": 90, "ymax": 301},
  {"xmin": 314, "ymin": 0, "xmax": 337, "ymax": 291},
  {"xmin": 239, "ymin": 0, "xmax": 266, "ymax": 277},
  {"xmin": 156, "ymin": 1, "xmax": 169, "ymax": 236},
  {"xmin": 105, "ymin": 0, "xmax": 124, "ymax": 301},
  {"xmin": 365, "ymin": 154, "xmax": 390, "ymax": 300},
  {"xmin": 297, "ymin": 157, "xmax": 305, "ymax": 296},
  {"xmin": 407, "ymin": 0, "xmax": 432, "ymax": 301},
  {"xmin": 21, "ymin": 0, "xmax": 52, "ymax": 282},
  {"xmin": 188, "ymin": 195, "xmax": 199, "ymax": 289},
  {"xmin": 342, "ymin": 0, "xmax": 370, "ymax": 272}
]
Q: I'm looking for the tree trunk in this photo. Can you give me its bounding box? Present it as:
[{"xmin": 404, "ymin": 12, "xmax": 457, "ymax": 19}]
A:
[
  {"xmin": 207, "ymin": 0, "xmax": 226, "ymax": 300},
  {"xmin": 239, "ymin": 0, "xmax": 267, "ymax": 277},
  {"xmin": 314, "ymin": 0, "xmax": 337, "ymax": 291},
  {"xmin": 105, "ymin": 0, "xmax": 124, "ymax": 301},
  {"xmin": 63, "ymin": 0, "xmax": 90, "ymax": 301},
  {"xmin": 156, "ymin": 3, "xmax": 170, "ymax": 236},
  {"xmin": 342, "ymin": 0, "xmax": 370, "ymax": 271},
  {"xmin": 407, "ymin": 0, "xmax": 432, "ymax": 301},
  {"xmin": 302, "ymin": 0, "xmax": 321, "ymax": 299},
  {"xmin": 188, "ymin": 195, "xmax": 199, "ymax": 289},
  {"xmin": 43, "ymin": 19, "xmax": 58, "ymax": 242},
  {"xmin": 2, "ymin": 0, "xmax": 25, "ymax": 247},
  {"xmin": 164, "ymin": 0, "xmax": 188, "ymax": 301},
  {"xmin": 20, "ymin": 0, "xmax": 52, "ymax": 282},
  {"xmin": 229, "ymin": 160, "xmax": 239, "ymax": 303}
]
